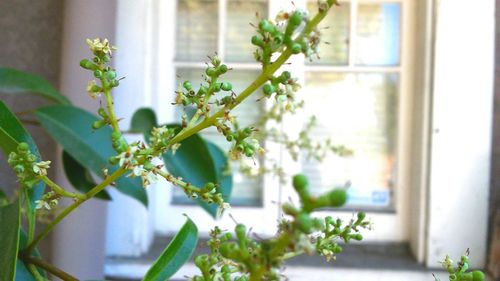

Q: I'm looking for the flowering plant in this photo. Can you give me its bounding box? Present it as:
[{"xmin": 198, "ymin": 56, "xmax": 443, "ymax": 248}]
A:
[{"xmin": 0, "ymin": 1, "xmax": 485, "ymax": 280}]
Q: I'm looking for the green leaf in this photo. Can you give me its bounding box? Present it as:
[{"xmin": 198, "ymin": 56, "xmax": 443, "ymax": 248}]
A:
[
  {"xmin": 62, "ymin": 151, "xmax": 111, "ymax": 200},
  {"xmin": 35, "ymin": 105, "xmax": 147, "ymax": 206},
  {"xmin": 130, "ymin": 108, "xmax": 157, "ymax": 138},
  {"xmin": 143, "ymin": 218, "xmax": 198, "ymax": 281},
  {"xmin": 15, "ymin": 230, "xmax": 46, "ymax": 280},
  {"xmin": 162, "ymin": 125, "xmax": 220, "ymax": 217},
  {"xmin": 0, "ymin": 101, "xmax": 45, "ymax": 223},
  {"xmin": 0, "ymin": 68, "xmax": 70, "ymax": 105},
  {"xmin": 206, "ymin": 141, "xmax": 233, "ymax": 203},
  {"xmin": 0, "ymin": 198, "xmax": 20, "ymax": 281}
]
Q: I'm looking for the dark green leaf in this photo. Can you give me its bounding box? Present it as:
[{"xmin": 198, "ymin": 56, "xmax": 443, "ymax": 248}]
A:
[
  {"xmin": 62, "ymin": 151, "xmax": 111, "ymax": 200},
  {"xmin": 0, "ymin": 101, "xmax": 45, "ymax": 224},
  {"xmin": 35, "ymin": 105, "xmax": 147, "ymax": 206},
  {"xmin": 0, "ymin": 68, "xmax": 70, "ymax": 105},
  {"xmin": 130, "ymin": 108, "xmax": 157, "ymax": 138},
  {"xmin": 143, "ymin": 218, "xmax": 198, "ymax": 281},
  {"xmin": 162, "ymin": 125, "xmax": 219, "ymax": 217},
  {"xmin": 0, "ymin": 198, "xmax": 20, "ymax": 281},
  {"xmin": 206, "ymin": 141, "xmax": 233, "ymax": 203}
]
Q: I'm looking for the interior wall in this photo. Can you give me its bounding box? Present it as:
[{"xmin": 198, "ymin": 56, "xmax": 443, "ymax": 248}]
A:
[{"xmin": 0, "ymin": 0, "xmax": 64, "ymax": 262}]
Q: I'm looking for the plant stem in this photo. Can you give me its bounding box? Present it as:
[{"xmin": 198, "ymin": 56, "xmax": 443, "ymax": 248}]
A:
[
  {"xmin": 24, "ymin": 188, "xmax": 35, "ymax": 244},
  {"xmin": 168, "ymin": 8, "xmax": 328, "ymax": 146},
  {"xmin": 24, "ymin": 256, "xmax": 78, "ymax": 281},
  {"xmin": 23, "ymin": 167, "xmax": 126, "ymax": 255},
  {"xmin": 26, "ymin": 263, "xmax": 47, "ymax": 281},
  {"xmin": 103, "ymin": 88, "xmax": 121, "ymax": 134},
  {"xmin": 40, "ymin": 175, "xmax": 86, "ymax": 199}
]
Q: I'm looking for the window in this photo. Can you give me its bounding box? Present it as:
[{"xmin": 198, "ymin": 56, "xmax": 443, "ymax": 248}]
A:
[
  {"xmin": 148, "ymin": 0, "xmax": 413, "ymax": 242},
  {"xmin": 103, "ymin": 0, "xmax": 493, "ymax": 271}
]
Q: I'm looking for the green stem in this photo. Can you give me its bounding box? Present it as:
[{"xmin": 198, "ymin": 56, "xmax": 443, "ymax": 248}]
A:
[
  {"xmin": 26, "ymin": 263, "xmax": 47, "ymax": 281},
  {"xmin": 24, "ymin": 188, "xmax": 35, "ymax": 244},
  {"xmin": 24, "ymin": 256, "xmax": 77, "ymax": 281},
  {"xmin": 23, "ymin": 167, "xmax": 126, "ymax": 255},
  {"xmin": 40, "ymin": 175, "xmax": 86, "ymax": 199},
  {"xmin": 156, "ymin": 170, "xmax": 203, "ymax": 193},
  {"xmin": 168, "ymin": 8, "xmax": 329, "ymax": 146},
  {"xmin": 103, "ymin": 88, "xmax": 121, "ymax": 134},
  {"xmin": 282, "ymin": 250, "xmax": 304, "ymax": 260}
]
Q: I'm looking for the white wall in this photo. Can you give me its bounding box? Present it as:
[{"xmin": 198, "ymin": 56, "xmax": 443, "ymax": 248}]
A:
[
  {"xmin": 54, "ymin": 0, "xmax": 116, "ymax": 279},
  {"xmin": 426, "ymin": 0, "xmax": 494, "ymax": 268}
]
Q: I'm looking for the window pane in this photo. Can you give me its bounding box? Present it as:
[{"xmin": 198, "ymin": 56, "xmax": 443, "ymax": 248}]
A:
[
  {"xmin": 303, "ymin": 72, "xmax": 399, "ymax": 207},
  {"xmin": 355, "ymin": 3, "xmax": 401, "ymax": 66},
  {"xmin": 173, "ymin": 68, "xmax": 263, "ymax": 206},
  {"xmin": 306, "ymin": 1, "xmax": 350, "ymax": 65},
  {"xmin": 225, "ymin": 0, "xmax": 267, "ymax": 62},
  {"xmin": 176, "ymin": 0, "xmax": 218, "ymax": 62}
]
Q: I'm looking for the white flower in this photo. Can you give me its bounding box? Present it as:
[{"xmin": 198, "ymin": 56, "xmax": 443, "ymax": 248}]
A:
[
  {"xmin": 216, "ymin": 202, "xmax": 231, "ymax": 218},
  {"xmin": 33, "ymin": 161, "xmax": 51, "ymax": 176},
  {"xmin": 35, "ymin": 200, "xmax": 51, "ymax": 210},
  {"xmin": 86, "ymin": 80, "xmax": 101, "ymax": 99},
  {"xmin": 86, "ymin": 38, "xmax": 116, "ymax": 56}
]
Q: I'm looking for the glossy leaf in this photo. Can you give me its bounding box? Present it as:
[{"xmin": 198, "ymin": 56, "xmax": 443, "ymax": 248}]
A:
[
  {"xmin": 62, "ymin": 151, "xmax": 111, "ymax": 200},
  {"xmin": 0, "ymin": 101, "xmax": 45, "ymax": 223},
  {"xmin": 35, "ymin": 105, "xmax": 147, "ymax": 206},
  {"xmin": 143, "ymin": 218, "xmax": 198, "ymax": 281},
  {"xmin": 0, "ymin": 68, "xmax": 70, "ymax": 105},
  {"xmin": 130, "ymin": 108, "xmax": 157, "ymax": 138},
  {"xmin": 206, "ymin": 141, "xmax": 233, "ymax": 204},
  {"xmin": 0, "ymin": 198, "xmax": 20, "ymax": 281},
  {"xmin": 162, "ymin": 125, "xmax": 220, "ymax": 217}
]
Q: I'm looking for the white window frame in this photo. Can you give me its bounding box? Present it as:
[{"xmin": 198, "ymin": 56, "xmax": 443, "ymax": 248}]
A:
[{"xmin": 103, "ymin": 0, "xmax": 493, "ymax": 271}]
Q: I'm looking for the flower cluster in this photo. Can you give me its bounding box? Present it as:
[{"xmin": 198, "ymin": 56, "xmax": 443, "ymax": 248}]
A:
[
  {"xmin": 7, "ymin": 142, "xmax": 50, "ymax": 188},
  {"xmin": 191, "ymin": 174, "xmax": 370, "ymax": 280},
  {"xmin": 435, "ymin": 250, "xmax": 485, "ymax": 281},
  {"xmin": 34, "ymin": 191, "xmax": 59, "ymax": 211}
]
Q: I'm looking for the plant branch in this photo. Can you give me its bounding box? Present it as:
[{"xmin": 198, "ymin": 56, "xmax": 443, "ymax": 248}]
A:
[
  {"xmin": 26, "ymin": 263, "xmax": 47, "ymax": 281},
  {"xmin": 23, "ymin": 167, "xmax": 127, "ymax": 255},
  {"xmin": 103, "ymin": 88, "xmax": 121, "ymax": 134},
  {"xmin": 40, "ymin": 175, "xmax": 86, "ymax": 199},
  {"xmin": 23, "ymin": 256, "xmax": 78, "ymax": 281}
]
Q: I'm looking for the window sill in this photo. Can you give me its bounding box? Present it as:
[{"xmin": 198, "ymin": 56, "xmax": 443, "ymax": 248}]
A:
[{"xmin": 105, "ymin": 237, "xmax": 448, "ymax": 280}]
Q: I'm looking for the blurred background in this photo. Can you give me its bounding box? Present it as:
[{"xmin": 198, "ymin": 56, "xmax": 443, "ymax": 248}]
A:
[{"xmin": 0, "ymin": 0, "xmax": 497, "ymax": 280}]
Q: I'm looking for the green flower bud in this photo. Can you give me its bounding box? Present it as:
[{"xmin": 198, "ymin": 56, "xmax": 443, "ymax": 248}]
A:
[
  {"xmin": 357, "ymin": 212, "xmax": 366, "ymax": 222},
  {"xmin": 213, "ymin": 83, "xmax": 221, "ymax": 92},
  {"xmin": 244, "ymin": 147, "xmax": 254, "ymax": 157},
  {"xmin": 296, "ymin": 212, "xmax": 313, "ymax": 234},
  {"xmin": 93, "ymin": 70, "xmax": 103, "ymax": 78},
  {"xmin": 291, "ymin": 43, "xmax": 302, "ymax": 54},
  {"xmin": 328, "ymin": 189, "xmax": 347, "ymax": 207},
  {"xmin": 80, "ymin": 59, "xmax": 96, "ymax": 70},
  {"xmin": 472, "ymin": 271, "xmax": 485, "ymax": 281},
  {"xmin": 221, "ymin": 82, "xmax": 232, "ymax": 91},
  {"xmin": 221, "ymin": 265, "xmax": 231, "ymax": 274},
  {"xmin": 17, "ymin": 142, "xmax": 30, "ymax": 154},
  {"xmin": 110, "ymin": 80, "xmax": 120, "ymax": 87},
  {"xmin": 263, "ymin": 84, "xmax": 276, "ymax": 95},
  {"xmin": 333, "ymin": 245, "xmax": 343, "ymax": 253},
  {"xmin": 92, "ymin": 120, "xmax": 107, "ymax": 130},
  {"xmin": 352, "ymin": 233, "xmax": 363, "ymax": 241},
  {"xmin": 289, "ymin": 11, "xmax": 303, "ymax": 26},
  {"xmin": 14, "ymin": 165, "xmax": 24, "ymax": 174},
  {"xmin": 206, "ymin": 67, "xmax": 216, "ymax": 77},
  {"xmin": 219, "ymin": 242, "xmax": 240, "ymax": 259},
  {"xmin": 235, "ymin": 224, "xmax": 246, "ymax": 241},
  {"xmin": 218, "ymin": 64, "xmax": 228, "ymax": 74},
  {"xmin": 194, "ymin": 254, "xmax": 210, "ymax": 268},
  {"xmin": 183, "ymin": 81, "xmax": 192, "ymax": 91},
  {"xmin": 106, "ymin": 71, "xmax": 117, "ymax": 80},
  {"xmin": 251, "ymin": 35, "xmax": 265, "ymax": 47},
  {"xmin": 258, "ymin": 20, "xmax": 275, "ymax": 33},
  {"xmin": 98, "ymin": 107, "xmax": 108, "ymax": 118},
  {"xmin": 292, "ymin": 174, "xmax": 308, "ymax": 192},
  {"xmin": 108, "ymin": 156, "xmax": 119, "ymax": 165},
  {"xmin": 273, "ymin": 34, "xmax": 285, "ymax": 45},
  {"xmin": 226, "ymin": 135, "xmax": 233, "ymax": 142}
]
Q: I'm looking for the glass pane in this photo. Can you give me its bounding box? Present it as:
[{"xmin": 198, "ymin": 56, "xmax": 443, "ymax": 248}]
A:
[
  {"xmin": 225, "ymin": 0, "xmax": 267, "ymax": 62},
  {"xmin": 306, "ymin": 1, "xmax": 350, "ymax": 65},
  {"xmin": 303, "ymin": 72, "xmax": 399, "ymax": 207},
  {"xmin": 356, "ymin": 3, "xmax": 401, "ymax": 66},
  {"xmin": 173, "ymin": 68, "xmax": 263, "ymax": 206},
  {"xmin": 176, "ymin": 0, "xmax": 218, "ymax": 62}
]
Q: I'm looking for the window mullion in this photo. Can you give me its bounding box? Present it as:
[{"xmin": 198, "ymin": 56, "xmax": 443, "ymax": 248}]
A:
[
  {"xmin": 218, "ymin": 0, "xmax": 227, "ymax": 60},
  {"xmin": 348, "ymin": 0, "xmax": 357, "ymax": 67}
]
